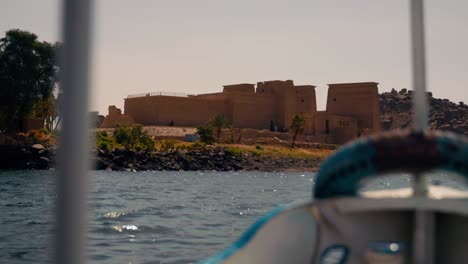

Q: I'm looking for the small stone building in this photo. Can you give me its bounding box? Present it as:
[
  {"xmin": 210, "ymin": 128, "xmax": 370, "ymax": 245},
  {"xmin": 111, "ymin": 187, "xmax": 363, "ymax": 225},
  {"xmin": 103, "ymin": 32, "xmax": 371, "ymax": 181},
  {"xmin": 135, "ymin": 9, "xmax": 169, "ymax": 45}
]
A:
[
  {"xmin": 101, "ymin": 80, "xmax": 381, "ymax": 144},
  {"xmin": 99, "ymin": 105, "xmax": 134, "ymax": 128},
  {"xmin": 313, "ymin": 82, "xmax": 381, "ymax": 144}
]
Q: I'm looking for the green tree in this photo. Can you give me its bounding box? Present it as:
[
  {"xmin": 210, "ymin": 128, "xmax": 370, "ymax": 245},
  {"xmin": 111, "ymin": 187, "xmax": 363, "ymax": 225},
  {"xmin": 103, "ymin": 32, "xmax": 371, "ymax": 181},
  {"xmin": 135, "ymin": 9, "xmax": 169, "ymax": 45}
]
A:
[
  {"xmin": 96, "ymin": 130, "xmax": 116, "ymax": 150},
  {"xmin": 290, "ymin": 114, "xmax": 305, "ymax": 148},
  {"xmin": 210, "ymin": 114, "xmax": 230, "ymax": 142},
  {"xmin": 113, "ymin": 124, "xmax": 154, "ymax": 151},
  {"xmin": 196, "ymin": 124, "xmax": 215, "ymax": 145},
  {"xmin": 33, "ymin": 92, "xmax": 61, "ymax": 132},
  {"xmin": 0, "ymin": 29, "xmax": 59, "ymax": 132}
]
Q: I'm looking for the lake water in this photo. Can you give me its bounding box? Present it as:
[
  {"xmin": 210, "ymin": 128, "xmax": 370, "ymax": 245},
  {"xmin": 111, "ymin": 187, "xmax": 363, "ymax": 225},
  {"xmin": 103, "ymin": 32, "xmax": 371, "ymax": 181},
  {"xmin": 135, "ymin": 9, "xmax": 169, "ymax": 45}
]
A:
[{"xmin": 0, "ymin": 170, "xmax": 465, "ymax": 263}]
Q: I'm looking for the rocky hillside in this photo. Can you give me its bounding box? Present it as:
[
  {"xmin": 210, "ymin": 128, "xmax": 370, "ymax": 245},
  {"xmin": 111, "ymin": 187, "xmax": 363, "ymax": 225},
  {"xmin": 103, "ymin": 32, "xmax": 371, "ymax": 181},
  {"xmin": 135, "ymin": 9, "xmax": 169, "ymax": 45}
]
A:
[{"xmin": 380, "ymin": 88, "xmax": 468, "ymax": 135}]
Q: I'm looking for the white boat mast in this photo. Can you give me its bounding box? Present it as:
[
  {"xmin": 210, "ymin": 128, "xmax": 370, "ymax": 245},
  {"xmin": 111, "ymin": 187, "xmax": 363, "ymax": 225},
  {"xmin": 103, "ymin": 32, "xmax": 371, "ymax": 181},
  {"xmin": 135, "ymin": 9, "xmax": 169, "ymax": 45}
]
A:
[
  {"xmin": 411, "ymin": 0, "xmax": 430, "ymax": 132},
  {"xmin": 56, "ymin": 0, "xmax": 93, "ymax": 263}
]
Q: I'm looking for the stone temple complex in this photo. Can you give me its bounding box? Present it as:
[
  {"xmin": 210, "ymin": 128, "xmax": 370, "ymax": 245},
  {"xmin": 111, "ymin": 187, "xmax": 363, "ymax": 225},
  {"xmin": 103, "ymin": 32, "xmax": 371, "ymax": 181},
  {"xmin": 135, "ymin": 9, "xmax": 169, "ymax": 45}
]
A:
[{"xmin": 101, "ymin": 80, "xmax": 381, "ymax": 144}]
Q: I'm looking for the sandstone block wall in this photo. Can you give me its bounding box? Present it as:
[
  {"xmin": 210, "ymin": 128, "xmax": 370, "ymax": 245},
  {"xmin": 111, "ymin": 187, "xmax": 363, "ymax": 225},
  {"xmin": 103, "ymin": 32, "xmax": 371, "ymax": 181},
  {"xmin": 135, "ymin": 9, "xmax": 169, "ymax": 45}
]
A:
[
  {"xmin": 295, "ymin": 85, "xmax": 317, "ymax": 114},
  {"xmin": 326, "ymin": 82, "xmax": 381, "ymax": 133},
  {"xmin": 193, "ymin": 92, "xmax": 224, "ymax": 100},
  {"xmin": 223, "ymin": 84, "xmax": 255, "ymax": 94},
  {"xmin": 103, "ymin": 80, "xmax": 380, "ymax": 145},
  {"xmin": 100, "ymin": 105, "xmax": 134, "ymax": 128},
  {"xmin": 228, "ymin": 94, "xmax": 277, "ymax": 129},
  {"xmin": 123, "ymin": 80, "xmax": 317, "ymax": 131},
  {"xmin": 257, "ymin": 80, "xmax": 297, "ymax": 129},
  {"xmin": 124, "ymin": 95, "xmax": 227, "ymax": 127},
  {"xmin": 313, "ymin": 112, "xmax": 358, "ymax": 143}
]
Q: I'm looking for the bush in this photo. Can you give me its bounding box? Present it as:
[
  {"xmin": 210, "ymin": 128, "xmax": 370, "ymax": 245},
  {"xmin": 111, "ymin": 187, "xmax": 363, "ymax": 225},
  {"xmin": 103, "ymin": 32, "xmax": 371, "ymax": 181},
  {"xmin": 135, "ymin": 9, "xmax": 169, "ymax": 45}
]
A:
[
  {"xmin": 196, "ymin": 125, "xmax": 215, "ymax": 145},
  {"xmin": 227, "ymin": 146, "xmax": 243, "ymax": 156},
  {"xmin": 255, "ymin": 144, "xmax": 264, "ymax": 150},
  {"xmin": 158, "ymin": 139, "xmax": 177, "ymax": 152},
  {"xmin": 16, "ymin": 129, "xmax": 53, "ymax": 145},
  {"xmin": 191, "ymin": 141, "xmax": 203, "ymax": 149},
  {"xmin": 113, "ymin": 124, "xmax": 154, "ymax": 151},
  {"xmin": 96, "ymin": 130, "xmax": 116, "ymax": 150}
]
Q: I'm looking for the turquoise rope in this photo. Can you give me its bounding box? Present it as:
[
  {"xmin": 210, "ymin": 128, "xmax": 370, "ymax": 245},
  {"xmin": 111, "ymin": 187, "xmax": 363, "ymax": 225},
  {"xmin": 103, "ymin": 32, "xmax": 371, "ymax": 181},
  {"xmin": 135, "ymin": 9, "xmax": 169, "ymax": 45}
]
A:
[
  {"xmin": 437, "ymin": 134, "xmax": 468, "ymax": 174},
  {"xmin": 314, "ymin": 137, "xmax": 376, "ymax": 198},
  {"xmin": 314, "ymin": 132, "xmax": 468, "ymax": 199}
]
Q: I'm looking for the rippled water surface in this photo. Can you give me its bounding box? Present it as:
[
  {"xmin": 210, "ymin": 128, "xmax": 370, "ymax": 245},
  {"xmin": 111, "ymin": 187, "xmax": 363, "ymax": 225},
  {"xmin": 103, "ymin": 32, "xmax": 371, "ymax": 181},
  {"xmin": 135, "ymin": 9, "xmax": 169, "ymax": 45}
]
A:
[{"xmin": 0, "ymin": 170, "xmax": 465, "ymax": 263}]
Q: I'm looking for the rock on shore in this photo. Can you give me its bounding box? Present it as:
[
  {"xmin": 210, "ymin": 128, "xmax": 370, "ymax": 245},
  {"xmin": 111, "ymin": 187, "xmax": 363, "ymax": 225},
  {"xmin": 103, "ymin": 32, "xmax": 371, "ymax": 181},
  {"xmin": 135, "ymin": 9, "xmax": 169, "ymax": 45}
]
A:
[{"xmin": 0, "ymin": 144, "xmax": 54, "ymax": 170}]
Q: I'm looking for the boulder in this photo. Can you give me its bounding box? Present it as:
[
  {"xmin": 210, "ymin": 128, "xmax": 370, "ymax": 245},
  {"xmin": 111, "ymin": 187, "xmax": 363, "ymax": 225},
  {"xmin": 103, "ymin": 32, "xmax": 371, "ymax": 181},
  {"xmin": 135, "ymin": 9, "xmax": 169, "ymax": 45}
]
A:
[
  {"xmin": 31, "ymin": 144, "xmax": 44, "ymax": 150},
  {"xmin": 93, "ymin": 158, "xmax": 108, "ymax": 170}
]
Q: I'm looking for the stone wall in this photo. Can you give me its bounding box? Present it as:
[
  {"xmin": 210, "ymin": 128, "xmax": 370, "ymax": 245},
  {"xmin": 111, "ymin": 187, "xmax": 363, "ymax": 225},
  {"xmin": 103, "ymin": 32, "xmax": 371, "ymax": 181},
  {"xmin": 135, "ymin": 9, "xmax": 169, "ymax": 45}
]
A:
[
  {"xmin": 326, "ymin": 82, "xmax": 381, "ymax": 133},
  {"xmin": 257, "ymin": 80, "xmax": 298, "ymax": 129},
  {"xmin": 124, "ymin": 95, "xmax": 227, "ymax": 126},
  {"xmin": 223, "ymin": 83, "xmax": 255, "ymax": 94},
  {"xmin": 123, "ymin": 80, "xmax": 317, "ymax": 131},
  {"xmin": 227, "ymin": 93, "xmax": 277, "ymax": 129},
  {"xmin": 313, "ymin": 112, "xmax": 358, "ymax": 144},
  {"xmin": 295, "ymin": 85, "xmax": 317, "ymax": 114},
  {"xmin": 100, "ymin": 106, "xmax": 135, "ymax": 128},
  {"xmin": 103, "ymin": 80, "xmax": 380, "ymax": 145}
]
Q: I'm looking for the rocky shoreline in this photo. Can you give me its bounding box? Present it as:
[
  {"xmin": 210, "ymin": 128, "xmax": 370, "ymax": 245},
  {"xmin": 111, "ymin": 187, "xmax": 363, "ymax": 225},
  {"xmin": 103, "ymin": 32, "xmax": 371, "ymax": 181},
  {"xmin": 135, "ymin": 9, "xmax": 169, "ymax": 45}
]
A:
[
  {"xmin": 0, "ymin": 144, "xmax": 322, "ymax": 172},
  {"xmin": 0, "ymin": 144, "xmax": 55, "ymax": 170},
  {"xmin": 93, "ymin": 145, "xmax": 322, "ymax": 172}
]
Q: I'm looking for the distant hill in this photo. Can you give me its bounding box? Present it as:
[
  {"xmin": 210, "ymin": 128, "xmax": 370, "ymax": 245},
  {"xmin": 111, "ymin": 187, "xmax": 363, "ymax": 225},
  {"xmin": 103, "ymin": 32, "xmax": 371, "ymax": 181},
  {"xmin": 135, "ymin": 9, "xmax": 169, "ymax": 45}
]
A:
[{"xmin": 380, "ymin": 89, "xmax": 468, "ymax": 135}]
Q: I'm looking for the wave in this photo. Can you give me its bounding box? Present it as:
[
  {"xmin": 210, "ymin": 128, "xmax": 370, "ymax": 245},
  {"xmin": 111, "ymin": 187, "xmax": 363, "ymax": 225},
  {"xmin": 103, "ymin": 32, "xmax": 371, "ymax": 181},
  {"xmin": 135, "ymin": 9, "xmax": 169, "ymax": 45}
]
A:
[{"xmin": 92, "ymin": 224, "xmax": 175, "ymax": 235}]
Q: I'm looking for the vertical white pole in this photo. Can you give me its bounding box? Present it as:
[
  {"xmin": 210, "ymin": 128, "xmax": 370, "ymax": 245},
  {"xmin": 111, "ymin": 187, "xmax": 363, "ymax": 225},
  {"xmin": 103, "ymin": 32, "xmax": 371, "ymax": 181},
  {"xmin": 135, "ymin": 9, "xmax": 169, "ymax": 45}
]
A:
[
  {"xmin": 410, "ymin": 0, "xmax": 430, "ymax": 200},
  {"xmin": 410, "ymin": 1, "xmax": 433, "ymax": 263},
  {"xmin": 410, "ymin": 0, "xmax": 429, "ymax": 132},
  {"xmin": 56, "ymin": 0, "xmax": 93, "ymax": 263}
]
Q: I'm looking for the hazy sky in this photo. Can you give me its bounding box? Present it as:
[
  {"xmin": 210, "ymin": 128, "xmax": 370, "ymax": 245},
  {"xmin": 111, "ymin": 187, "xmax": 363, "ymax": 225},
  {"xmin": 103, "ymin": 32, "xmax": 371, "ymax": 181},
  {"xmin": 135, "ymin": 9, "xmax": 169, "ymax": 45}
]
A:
[{"xmin": 1, "ymin": 0, "xmax": 467, "ymax": 114}]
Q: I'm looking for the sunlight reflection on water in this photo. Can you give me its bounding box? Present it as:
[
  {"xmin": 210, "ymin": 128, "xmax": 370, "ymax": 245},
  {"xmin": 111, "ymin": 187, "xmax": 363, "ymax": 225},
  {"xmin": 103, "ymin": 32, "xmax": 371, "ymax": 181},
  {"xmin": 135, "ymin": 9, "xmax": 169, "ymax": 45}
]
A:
[{"xmin": 0, "ymin": 170, "xmax": 465, "ymax": 263}]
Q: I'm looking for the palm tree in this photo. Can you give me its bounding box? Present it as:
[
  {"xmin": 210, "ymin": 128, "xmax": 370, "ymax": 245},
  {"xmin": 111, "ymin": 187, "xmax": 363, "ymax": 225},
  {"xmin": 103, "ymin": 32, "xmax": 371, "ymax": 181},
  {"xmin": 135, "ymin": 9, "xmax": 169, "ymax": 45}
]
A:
[
  {"xmin": 210, "ymin": 114, "xmax": 230, "ymax": 143},
  {"xmin": 290, "ymin": 114, "xmax": 305, "ymax": 148}
]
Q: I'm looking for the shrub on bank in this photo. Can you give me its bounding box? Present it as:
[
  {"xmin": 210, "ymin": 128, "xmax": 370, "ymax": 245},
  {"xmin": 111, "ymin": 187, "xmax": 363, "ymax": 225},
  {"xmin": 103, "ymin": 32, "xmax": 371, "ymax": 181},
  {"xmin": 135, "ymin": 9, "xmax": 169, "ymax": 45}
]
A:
[
  {"xmin": 96, "ymin": 130, "xmax": 116, "ymax": 150},
  {"xmin": 157, "ymin": 139, "xmax": 177, "ymax": 152},
  {"xmin": 190, "ymin": 141, "xmax": 203, "ymax": 149},
  {"xmin": 16, "ymin": 129, "xmax": 54, "ymax": 146},
  {"xmin": 96, "ymin": 124, "xmax": 154, "ymax": 151},
  {"xmin": 113, "ymin": 124, "xmax": 154, "ymax": 151},
  {"xmin": 227, "ymin": 146, "xmax": 243, "ymax": 156},
  {"xmin": 196, "ymin": 125, "xmax": 215, "ymax": 145}
]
